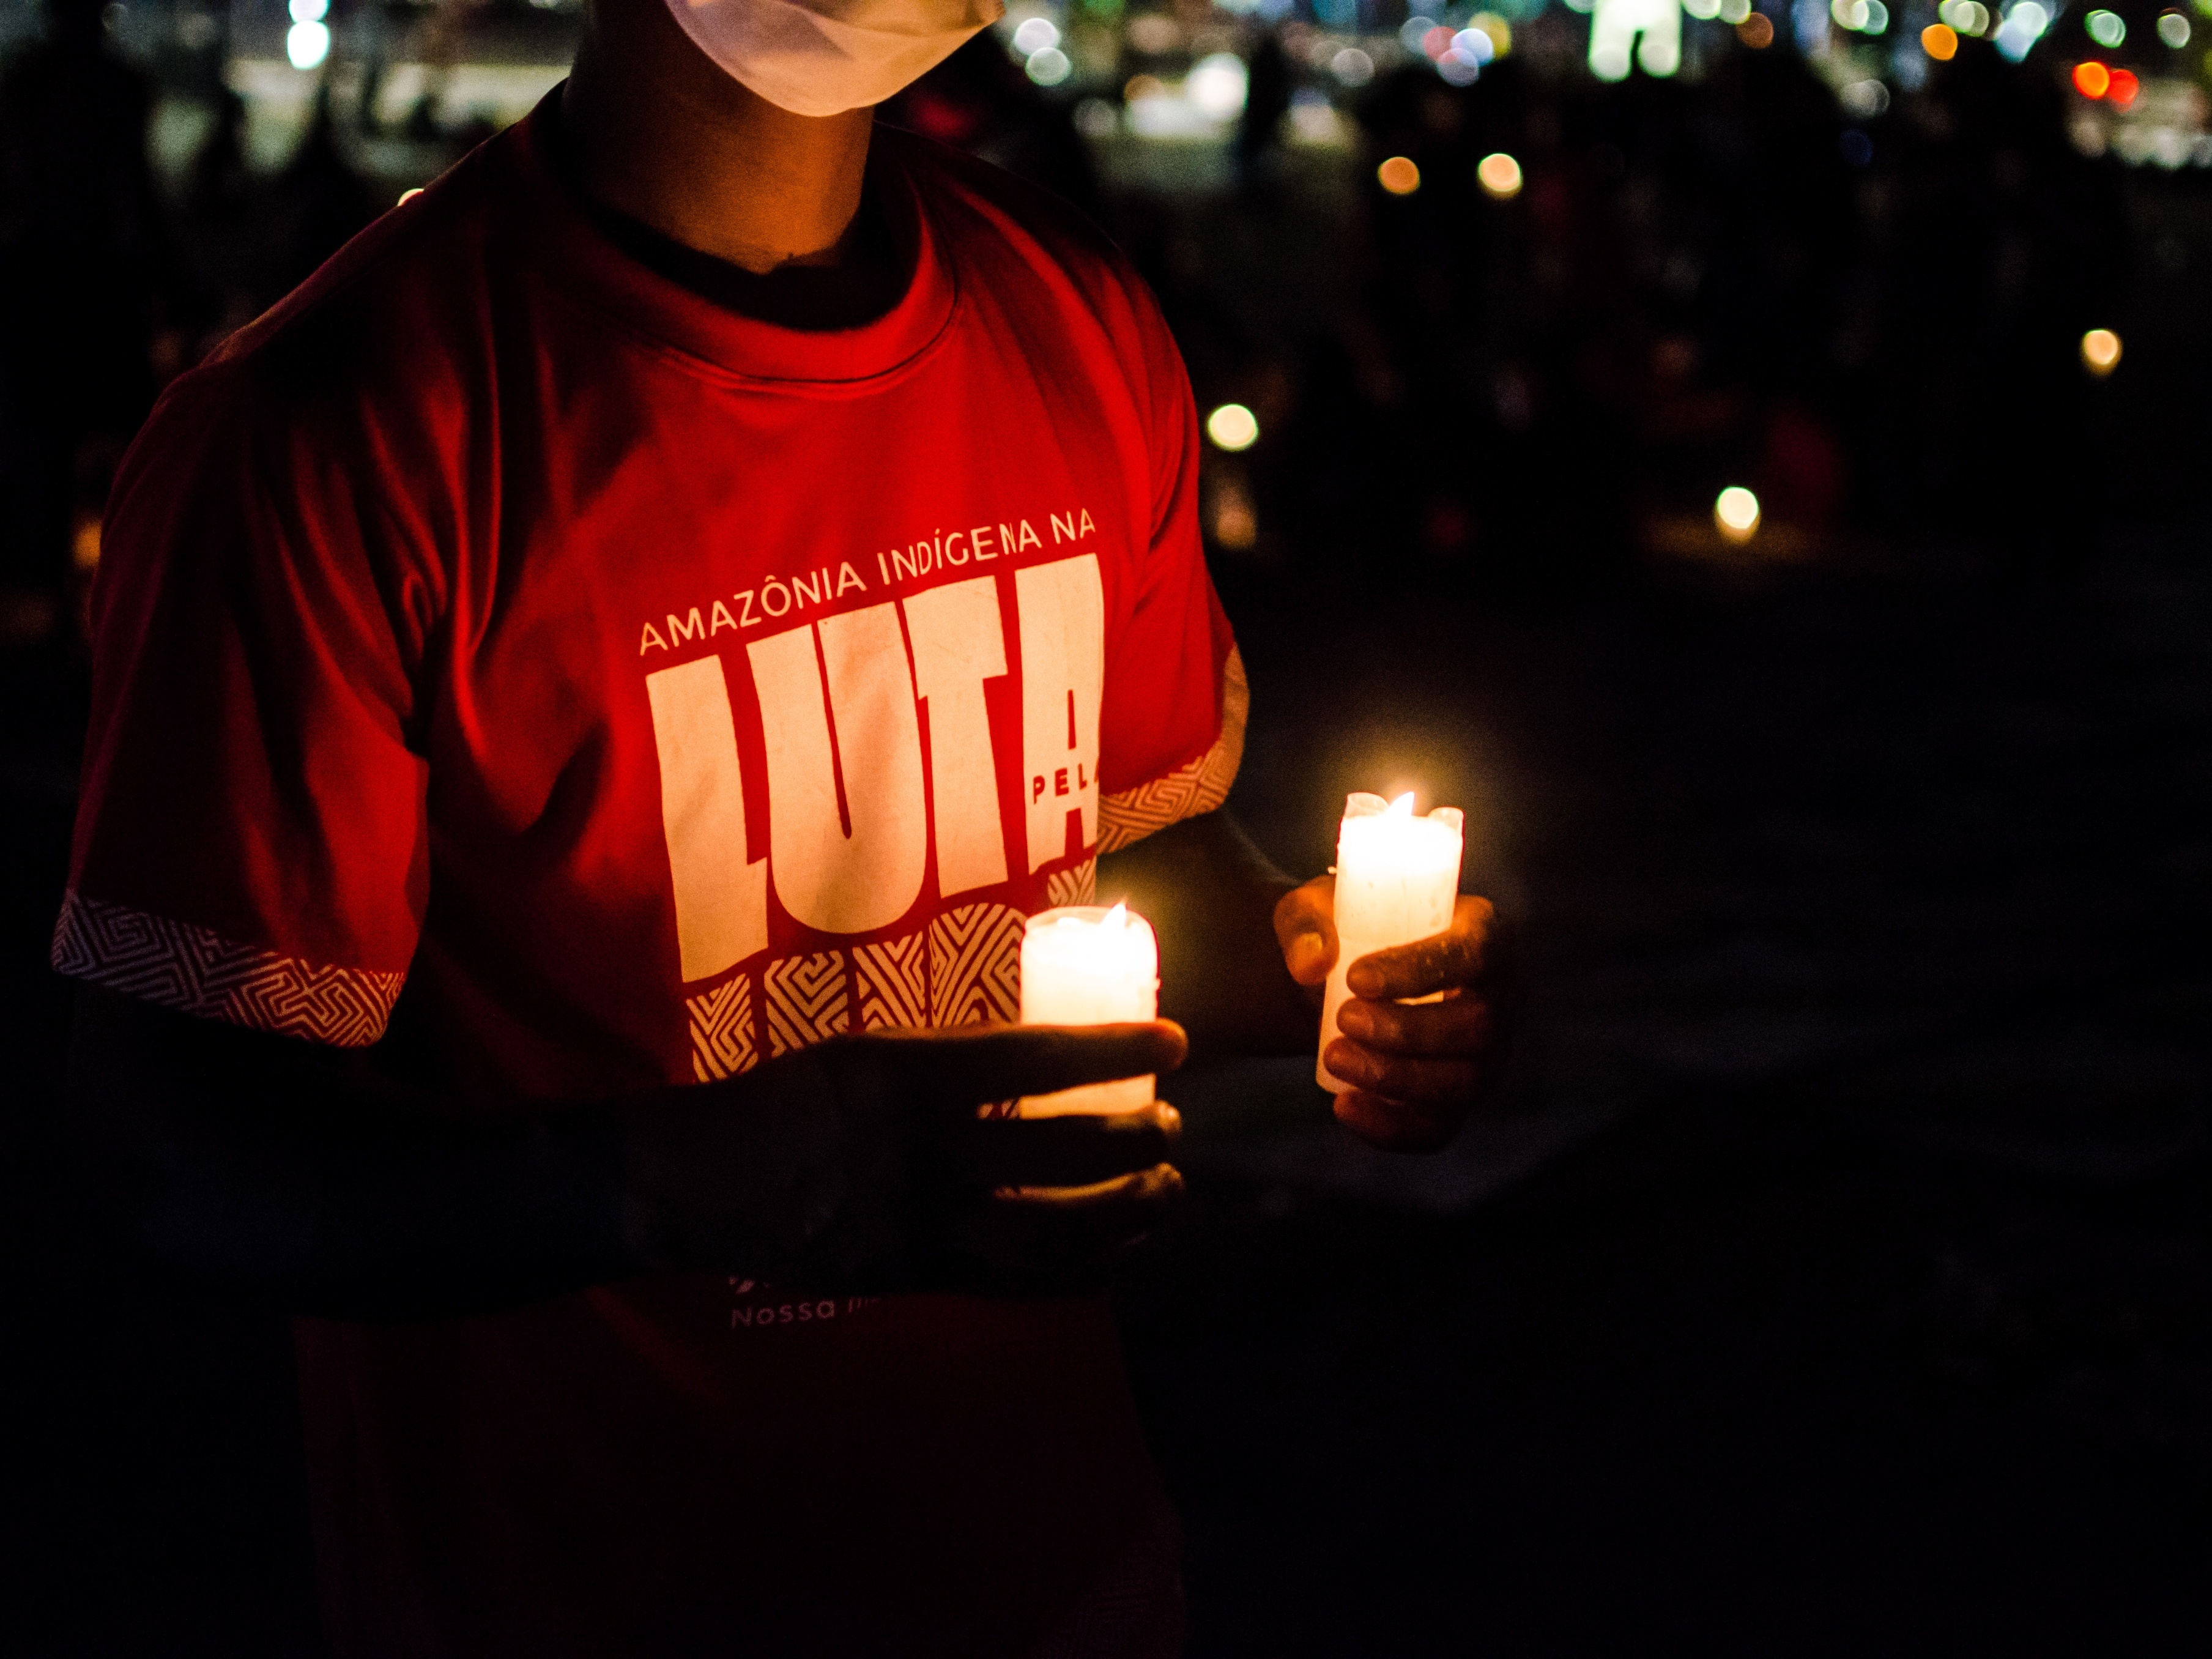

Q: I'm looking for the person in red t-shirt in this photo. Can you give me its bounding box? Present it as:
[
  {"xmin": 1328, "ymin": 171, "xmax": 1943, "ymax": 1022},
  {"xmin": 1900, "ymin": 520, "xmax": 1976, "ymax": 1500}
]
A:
[{"xmin": 58, "ymin": 0, "xmax": 1506, "ymax": 1650}]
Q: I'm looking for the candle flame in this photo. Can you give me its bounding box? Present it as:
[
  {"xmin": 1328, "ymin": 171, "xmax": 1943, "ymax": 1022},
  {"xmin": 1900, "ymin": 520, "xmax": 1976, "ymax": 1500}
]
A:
[
  {"xmin": 1386, "ymin": 792, "xmax": 1416, "ymax": 817},
  {"xmin": 1102, "ymin": 901, "xmax": 1128, "ymax": 930}
]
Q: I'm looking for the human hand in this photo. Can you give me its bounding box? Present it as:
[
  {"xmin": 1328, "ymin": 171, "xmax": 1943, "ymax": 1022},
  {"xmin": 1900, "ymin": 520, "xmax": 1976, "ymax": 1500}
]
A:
[
  {"xmin": 623, "ymin": 1021, "xmax": 1187, "ymax": 1294},
  {"xmin": 1275, "ymin": 878, "xmax": 1507, "ymax": 1152}
]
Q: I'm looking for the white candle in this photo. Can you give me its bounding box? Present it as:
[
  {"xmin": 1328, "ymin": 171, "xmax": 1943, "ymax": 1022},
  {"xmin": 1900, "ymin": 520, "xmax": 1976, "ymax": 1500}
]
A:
[
  {"xmin": 1318, "ymin": 792, "xmax": 1464, "ymax": 1092},
  {"xmin": 1018, "ymin": 902, "xmax": 1160, "ymax": 1116}
]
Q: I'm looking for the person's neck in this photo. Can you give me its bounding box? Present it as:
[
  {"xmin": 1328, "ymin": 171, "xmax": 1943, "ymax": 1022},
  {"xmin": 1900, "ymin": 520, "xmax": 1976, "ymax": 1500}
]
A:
[{"xmin": 563, "ymin": 0, "xmax": 874, "ymax": 275}]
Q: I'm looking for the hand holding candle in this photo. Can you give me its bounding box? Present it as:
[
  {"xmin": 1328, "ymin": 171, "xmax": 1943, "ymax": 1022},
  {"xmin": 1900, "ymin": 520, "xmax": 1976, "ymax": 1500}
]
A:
[
  {"xmin": 1275, "ymin": 791, "xmax": 1504, "ymax": 1151},
  {"xmin": 1316, "ymin": 792, "xmax": 1464, "ymax": 1091},
  {"xmin": 1017, "ymin": 903, "xmax": 1160, "ymax": 1116}
]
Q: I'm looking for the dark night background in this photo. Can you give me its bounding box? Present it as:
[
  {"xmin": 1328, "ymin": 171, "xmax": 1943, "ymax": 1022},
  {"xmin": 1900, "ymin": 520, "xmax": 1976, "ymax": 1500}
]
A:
[{"xmin": 2, "ymin": 0, "xmax": 2208, "ymax": 1651}]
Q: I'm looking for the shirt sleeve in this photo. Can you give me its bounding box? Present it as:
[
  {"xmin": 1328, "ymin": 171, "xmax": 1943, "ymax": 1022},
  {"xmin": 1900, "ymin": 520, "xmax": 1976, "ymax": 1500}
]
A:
[
  {"xmin": 52, "ymin": 359, "xmax": 436, "ymax": 1047},
  {"xmin": 1094, "ymin": 270, "xmax": 1245, "ymax": 855}
]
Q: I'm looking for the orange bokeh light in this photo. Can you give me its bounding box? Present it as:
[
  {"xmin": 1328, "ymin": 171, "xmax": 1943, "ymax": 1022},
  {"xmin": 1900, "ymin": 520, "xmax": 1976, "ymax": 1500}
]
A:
[
  {"xmin": 2108, "ymin": 67, "xmax": 2141, "ymax": 107},
  {"xmin": 1378, "ymin": 155, "xmax": 1422, "ymax": 195},
  {"xmin": 1922, "ymin": 23, "xmax": 1959, "ymax": 59},
  {"xmin": 1739, "ymin": 12, "xmax": 1776, "ymax": 46},
  {"xmin": 2073, "ymin": 60, "xmax": 2112, "ymax": 97}
]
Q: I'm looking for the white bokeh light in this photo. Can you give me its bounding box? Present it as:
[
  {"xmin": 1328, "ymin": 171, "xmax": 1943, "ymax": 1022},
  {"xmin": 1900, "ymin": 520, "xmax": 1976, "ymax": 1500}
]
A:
[
  {"xmin": 1590, "ymin": 0, "xmax": 1681, "ymax": 81},
  {"xmin": 1715, "ymin": 486, "xmax": 1761, "ymax": 542},
  {"xmin": 1187, "ymin": 53, "xmax": 1250, "ymax": 121},
  {"xmin": 1206, "ymin": 404, "xmax": 1260, "ymax": 451},
  {"xmin": 286, "ymin": 18, "xmax": 330, "ymax": 68}
]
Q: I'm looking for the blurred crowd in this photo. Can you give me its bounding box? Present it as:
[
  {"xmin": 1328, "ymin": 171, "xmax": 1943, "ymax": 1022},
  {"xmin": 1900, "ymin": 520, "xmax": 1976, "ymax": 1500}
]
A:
[
  {"xmin": 0, "ymin": 0, "xmax": 2160, "ymax": 629},
  {"xmin": 1416, "ymin": 38, "xmax": 2119, "ymax": 581},
  {"xmin": 897, "ymin": 17, "xmax": 2143, "ymax": 596}
]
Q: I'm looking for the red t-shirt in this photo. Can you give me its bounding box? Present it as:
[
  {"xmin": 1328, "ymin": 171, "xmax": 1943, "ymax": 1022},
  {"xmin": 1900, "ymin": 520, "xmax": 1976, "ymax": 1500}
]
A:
[{"xmin": 57, "ymin": 103, "xmax": 1244, "ymax": 1657}]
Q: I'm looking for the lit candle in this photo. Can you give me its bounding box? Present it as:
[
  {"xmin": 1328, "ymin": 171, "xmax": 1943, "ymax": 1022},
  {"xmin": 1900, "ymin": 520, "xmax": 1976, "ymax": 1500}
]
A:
[
  {"xmin": 1018, "ymin": 902, "xmax": 1160, "ymax": 1116},
  {"xmin": 1318, "ymin": 792, "xmax": 1464, "ymax": 1092}
]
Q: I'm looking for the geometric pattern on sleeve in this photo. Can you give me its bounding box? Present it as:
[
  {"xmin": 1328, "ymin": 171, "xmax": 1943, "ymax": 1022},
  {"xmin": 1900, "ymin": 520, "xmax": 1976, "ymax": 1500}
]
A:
[
  {"xmin": 49, "ymin": 887, "xmax": 405, "ymax": 1048},
  {"xmin": 1096, "ymin": 643, "xmax": 1248, "ymax": 853},
  {"xmin": 687, "ymin": 971, "xmax": 759, "ymax": 1082}
]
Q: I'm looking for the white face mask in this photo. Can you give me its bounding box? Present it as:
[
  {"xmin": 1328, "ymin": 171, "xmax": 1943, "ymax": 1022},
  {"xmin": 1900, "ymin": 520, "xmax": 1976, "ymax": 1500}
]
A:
[{"xmin": 664, "ymin": 0, "xmax": 1006, "ymax": 119}]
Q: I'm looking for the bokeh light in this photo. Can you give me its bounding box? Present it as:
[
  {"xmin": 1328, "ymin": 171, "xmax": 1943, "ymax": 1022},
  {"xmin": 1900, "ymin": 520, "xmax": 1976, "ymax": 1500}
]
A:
[
  {"xmin": 288, "ymin": 0, "xmax": 327, "ymax": 19},
  {"xmin": 1715, "ymin": 486, "xmax": 1761, "ymax": 543},
  {"xmin": 1378, "ymin": 156, "xmax": 1422, "ymax": 196},
  {"xmin": 1206, "ymin": 403, "xmax": 1260, "ymax": 451},
  {"xmin": 2074, "ymin": 60, "xmax": 2112, "ymax": 98},
  {"xmin": 1995, "ymin": 0, "xmax": 2049, "ymax": 58},
  {"xmin": 1072, "ymin": 98, "xmax": 1117, "ymax": 139},
  {"xmin": 2107, "ymin": 67, "xmax": 2141, "ymax": 107},
  {"xmin": 1841, "ymin": 79, "xmax": 1890, "ymax": 119},
  {"xmin": 1124, "ymin": 12, "xmax": 1179, "ymax": 50},
  {"xmin": 1331, "ymin": 47, "xmax": 1375, "ymax": 87},
  {"xmin": 2080, "ymin": 328, "xmax": 2123, "ymax": 375},
  {"xmin": 1438, "ymin": 48, "xmax": 1482, "ymax": 85},
  {"xmin": 286, "ymin": 18, "xmax": 330, "ymax": 69},
  {"xmin": 1212, "ymin": 478, "xmax": 1258, "ymax": 549},
  {"xmin": 1011, "ymin": 17, "xmax": 1060, "ymax": 54},
  {"xmin": 1739, "ymin": 13, "xmax": 1776, "ymax": 47},
  {"xmin": 2158, "ymin": 9, "xmax": 2192, "ymax": 46},
  {"xmin": 1922, "ymin": 22, "xmax": 1959, "ymax": 58},
  {"xmin": 1187, "ymin": 53, "xmax": 1249, "ymax": 120},
  {"xmin": 1439, "ymin": 25, "xmax": 1496, "ymax": 84},
  {"xmin": 1025, "ymin": 48, "xmax": 1072, "ymax": 87},
  {"xmin": 1477, "ymin": 153, "xmax": 1523, "ymax": 200},
  {"xmin": 2084, "ymin": 7, "xmax": 2126, "ymax": 46}
]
